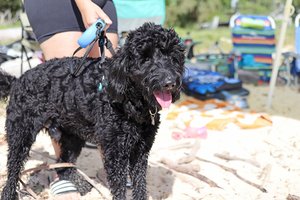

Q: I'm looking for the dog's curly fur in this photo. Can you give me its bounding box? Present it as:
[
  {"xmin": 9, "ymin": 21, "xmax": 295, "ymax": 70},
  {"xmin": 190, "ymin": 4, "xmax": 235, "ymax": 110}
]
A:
[{"xmin": 0, "ymin": 23, "xmax": 185, "ymax": 200}]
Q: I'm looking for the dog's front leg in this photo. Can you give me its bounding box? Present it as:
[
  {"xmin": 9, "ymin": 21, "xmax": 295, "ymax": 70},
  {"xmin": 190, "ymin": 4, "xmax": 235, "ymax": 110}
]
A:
[
  {"xmin": 129, "ymin": 149, "xmax": 149, "ymax": 200},
  {"xmin": 102, "ymin": 145, "xmax": 129, "ymax": 200}
]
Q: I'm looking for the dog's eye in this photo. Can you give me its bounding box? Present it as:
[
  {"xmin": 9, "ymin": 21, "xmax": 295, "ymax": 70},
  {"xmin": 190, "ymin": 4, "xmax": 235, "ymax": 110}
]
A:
[
  {"xmin": 137, "ymin": 43, "xmax": 154, "ymax": 59},
  {"xmin": 161, "ymin": 48, "xmax": 168, "ymax": 55},
  {"xmin": 141, "ymin": 48, "xmax": 154, "ymax": 59},
  {"xmin": 143, "ymin": 49, "xmax": 153, "ymax": 59}
]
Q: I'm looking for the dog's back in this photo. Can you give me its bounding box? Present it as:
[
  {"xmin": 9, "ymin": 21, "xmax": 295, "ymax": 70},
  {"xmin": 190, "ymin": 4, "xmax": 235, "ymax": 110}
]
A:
[
  {"xmin": 1, "ymin": 56, "xmax": 106, "ymax": 142},
  {"xmin": 1, "ymin": 56, "xmax": 104, "ymax": 104}
]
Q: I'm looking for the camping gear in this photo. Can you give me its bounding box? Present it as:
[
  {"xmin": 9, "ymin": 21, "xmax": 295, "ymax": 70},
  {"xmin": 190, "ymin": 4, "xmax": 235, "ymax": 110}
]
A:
[
  {"xmin": 166, "ymin": 97, "xmax": 272, "ymax": 132},
  {"xmin": 19, "ymin": 7, "xmax": 41, "ymax": 73},
  {"xmin": 0, "ymin": 1, "xmax": 41, "ymax": 74},
  {"xmin": 182, "ymin": 34, "xmax": 202, "ymax": 59},
  {"xmin": 113, "ymin": 0, "xmax": 166, "ymax": 34},
  {"xmin": 113, "ymin": 0, "xmax": 166, "ymax": 47},
  {"xmin": 269, "ymin": 13, "xmax": 300, "ymax": 87},
  {"xmin": 183, "ymin": 67, "xmax": 249, "ymax": 108},
  {"xmin": 182, "ymin": 35, "xmax": 232, "ymax": 77},
  {"xmin": 229, "ymin": 14, "xmax": 277, "ymax": 81},
  {"xmin": 267, "ymin": 0, "xmax": 296, "ymax": 108},
  {"xmin": 295, "ymin": 14, "xmax": 300, "ymax": 73}
]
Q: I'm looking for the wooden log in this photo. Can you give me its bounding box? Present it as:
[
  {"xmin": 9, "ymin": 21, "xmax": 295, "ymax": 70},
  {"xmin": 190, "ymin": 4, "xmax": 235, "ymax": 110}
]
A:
[
  {"xmin": 214, "ymin": 152, "xmax": 260, "ymax": 167},
  {"xmin": 159, "ymin": 158, "xmax": 221, "ymax": 188},
  {"xmin": 178, "ymin": 139, "xmax": 201, "ymax": 164},
  {"xmin": 287, "ymin": 194, "xmax": 300, "ymax": 200},
  {"xmin": 196, "ymin": 157, "xmax": 267, "ymax": 193}
]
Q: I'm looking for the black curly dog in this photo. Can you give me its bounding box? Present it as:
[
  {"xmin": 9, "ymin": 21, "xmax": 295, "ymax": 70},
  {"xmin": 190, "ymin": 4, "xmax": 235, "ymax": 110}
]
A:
[{"xmin": 0, "ymin": 23, "xmax": 185, "ymax": 200}]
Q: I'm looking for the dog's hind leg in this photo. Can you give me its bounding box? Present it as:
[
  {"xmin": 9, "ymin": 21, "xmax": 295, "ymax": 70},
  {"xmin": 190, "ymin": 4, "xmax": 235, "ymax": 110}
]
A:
[
  {"xmin": 1, "ymin": 119, "xmax": 41, "ymax": 200},
  {"xmin": 55, "ymin": 131, "xmax": 93, "ymax": 195}
]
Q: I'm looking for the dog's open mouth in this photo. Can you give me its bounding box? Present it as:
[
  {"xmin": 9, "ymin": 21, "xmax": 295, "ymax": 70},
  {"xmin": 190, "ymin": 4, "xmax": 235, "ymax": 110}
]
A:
[{"xmin": 153, "ymin": 91, "xmax": 172, "ymax": 109}]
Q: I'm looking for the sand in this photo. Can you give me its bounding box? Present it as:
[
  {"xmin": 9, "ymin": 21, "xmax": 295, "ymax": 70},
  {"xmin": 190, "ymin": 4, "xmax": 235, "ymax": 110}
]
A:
[{"xmin": 0, "ymin": 84, "xmax": 300, "ymax": 200}]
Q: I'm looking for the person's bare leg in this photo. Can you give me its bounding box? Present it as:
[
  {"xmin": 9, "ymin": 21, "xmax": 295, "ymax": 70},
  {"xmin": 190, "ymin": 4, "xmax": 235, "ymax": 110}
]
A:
[
  {"xmin": 42, "ymin": 31, "xmax": 118, "ymax": 60},
  {"xmin": 40, "ymin": 31, "xmax": 87, "ymax": 60}
]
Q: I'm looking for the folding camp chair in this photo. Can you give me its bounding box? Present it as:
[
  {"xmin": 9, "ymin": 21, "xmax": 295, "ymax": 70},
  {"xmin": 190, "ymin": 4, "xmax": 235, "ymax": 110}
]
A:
[
  {"xmin": 281, "ymin": 13, "xmax": 300, "ymax": 86},
  {"xmin": 295, "ymin": 14, "xmax": 300, "ymax": 74},
  {"xmin": 229, "ymin": 14, "xmax": 278, "ymax": 82},
  {"xmin": 0, "ymin": 1, "xmax": 41, "ymax": 75},
  {"xmin": 19, "ymin": 7, "xmax": 41, "ymax": 74},
  {"xmin": 0, "ymin": 12, "xmax": 40, "ymax": 76}
]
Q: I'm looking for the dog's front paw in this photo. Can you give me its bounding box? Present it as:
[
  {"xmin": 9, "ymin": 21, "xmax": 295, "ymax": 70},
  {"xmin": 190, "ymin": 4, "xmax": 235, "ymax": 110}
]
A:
[
  {"xmin": 72, "ymin": 175, "xmax": 93, "ymax": 195},
  {"xmin": 1, "ymin": 185, "xmax": 19, "ymax": 200}
]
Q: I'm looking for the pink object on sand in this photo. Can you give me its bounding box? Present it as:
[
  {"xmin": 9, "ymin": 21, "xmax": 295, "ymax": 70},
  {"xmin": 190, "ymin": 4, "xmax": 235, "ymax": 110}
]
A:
[{"xmin": 172, "ymin": 126, "xmax": 208, "ymax": 140}]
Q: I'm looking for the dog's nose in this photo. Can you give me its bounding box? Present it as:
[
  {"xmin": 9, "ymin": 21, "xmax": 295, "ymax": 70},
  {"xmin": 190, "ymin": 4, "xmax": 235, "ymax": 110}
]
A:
[{"xmin": 163, "ymin": 78, "xmax": 176, "ymax": 90}]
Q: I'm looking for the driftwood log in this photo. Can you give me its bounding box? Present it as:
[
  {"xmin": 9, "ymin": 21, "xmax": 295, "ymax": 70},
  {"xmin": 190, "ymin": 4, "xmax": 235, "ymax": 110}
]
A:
[{"xmin": 159, "ymin": 158, "xmax": 221, "ymax": 188}]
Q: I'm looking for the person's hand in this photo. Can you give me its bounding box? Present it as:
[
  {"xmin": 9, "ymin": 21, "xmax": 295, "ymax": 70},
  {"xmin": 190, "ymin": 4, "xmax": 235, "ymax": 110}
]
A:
[{"xmin": 75, "ymin": 0, "xmax": 112, "ymax": 30}]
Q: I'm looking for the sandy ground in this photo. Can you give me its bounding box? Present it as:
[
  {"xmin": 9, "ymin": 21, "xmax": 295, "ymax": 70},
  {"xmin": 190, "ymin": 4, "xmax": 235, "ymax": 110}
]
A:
[
  {"xmin": 245, "ymin": 84, "xmax": 300, "ymax": 121},
  {"xmin": 0, "ymin": 82, "xmax": 299, "ymax": 200}
]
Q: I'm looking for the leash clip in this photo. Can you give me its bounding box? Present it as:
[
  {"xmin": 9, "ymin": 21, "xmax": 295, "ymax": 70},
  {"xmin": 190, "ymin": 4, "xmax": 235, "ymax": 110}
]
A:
[{"xmin": 70, "ymin": 19, "xmax": 115, "ymax": 77}]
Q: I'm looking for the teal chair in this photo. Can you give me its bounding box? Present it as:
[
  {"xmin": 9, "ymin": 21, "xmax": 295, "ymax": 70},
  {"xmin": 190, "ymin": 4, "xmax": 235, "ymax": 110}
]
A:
[{"xmin": 114, "ymin": 0, "xmax": 166, "ymax": 34}]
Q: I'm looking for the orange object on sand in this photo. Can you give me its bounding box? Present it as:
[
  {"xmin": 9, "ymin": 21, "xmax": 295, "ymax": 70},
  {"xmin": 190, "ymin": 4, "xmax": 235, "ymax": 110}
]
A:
[
  {"xmin": 166, "ymin": 112, "xmax": 179, "ymax": 120},
  {"xmin": 235, "ymin": 114, "xmax": 272, "ymax": 129},
  {"xmin": 167, "ymin": 98, "xmax": 273, "ymax": 131},
  {"xmin": 206, "ymin": 118, "xmax": 236, "ymax": 131}
]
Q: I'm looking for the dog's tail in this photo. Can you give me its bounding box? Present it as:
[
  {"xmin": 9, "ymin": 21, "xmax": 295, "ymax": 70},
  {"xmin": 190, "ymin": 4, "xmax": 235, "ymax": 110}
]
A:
[{"xmin": 0, "ymin": 70, "xmax": 17, "ymax": 100}]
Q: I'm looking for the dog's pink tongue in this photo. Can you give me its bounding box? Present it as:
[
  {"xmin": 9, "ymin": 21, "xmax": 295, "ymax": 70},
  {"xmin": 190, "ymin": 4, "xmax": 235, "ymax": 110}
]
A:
[{"xmin": 154, "ymin": 91, "xmax": 172, "ymax": 108}]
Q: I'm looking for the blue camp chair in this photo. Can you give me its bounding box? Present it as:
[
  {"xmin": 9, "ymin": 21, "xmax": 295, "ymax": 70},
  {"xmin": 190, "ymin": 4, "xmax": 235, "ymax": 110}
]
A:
[
  {"xmin": 229, "ymin": 14, "xmax": 277, "ymax": 81},
  {"xmin": 295, "ymin": 14, "xmax": 300, "ymax": 73},
  {"xmin": 114, "ymin": 0, "xmax": 166, "ymax": 34},
  {"xmin": 281, "ymin": 14, "xmax": 300, "ymax": 86}
]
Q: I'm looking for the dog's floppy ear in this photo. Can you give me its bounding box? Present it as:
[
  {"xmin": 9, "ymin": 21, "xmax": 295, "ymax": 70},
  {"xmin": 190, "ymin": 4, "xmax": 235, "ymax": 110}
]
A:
[{"xmin": 106, "ymin": 48, "xmax": 131, "ymax": 103}]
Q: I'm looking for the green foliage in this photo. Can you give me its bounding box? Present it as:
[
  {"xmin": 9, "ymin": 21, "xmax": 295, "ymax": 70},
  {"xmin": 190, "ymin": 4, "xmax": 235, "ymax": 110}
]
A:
[
  {"xmin": 1, "ymin": 0, "xmax": 299, "ymax": 28},
  {"xmin": 0, "ymin": 0, "xmax": 21, "ymax": 13},
  {"xmin": 293, "ymin": 0, "xmax": 300, "ymax": 15},
  {"xmin": 175, "ymin": 26, "xmax": 232, "ymax": 53},
  {"xmin": 238, "ymin": 0, "xmax": 270, "ymax": 14},
  {"xmin": 166, "ymin": 0, "xmax": 197, "ymax": 27},
  {"xmin": 166, "ymin": 0, "xmax": 232, "ymax": 27},
  {"xmin": 165, "ymin": 0, "xmax": 300, "ymax": 27},
  {"xmin": 0, "ymin": 21, "xmax": 20, "ymax": 30}
]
